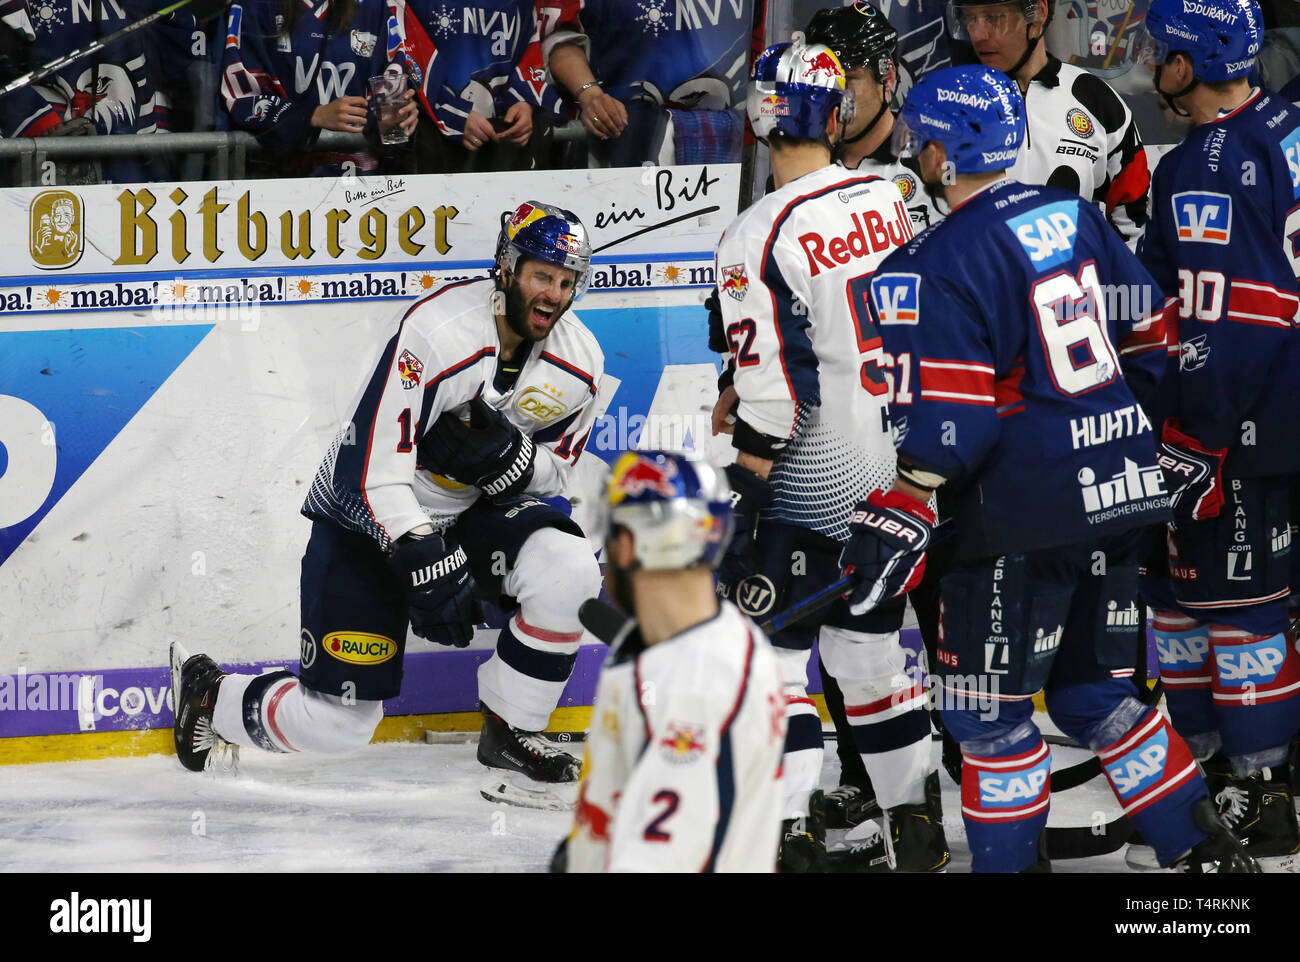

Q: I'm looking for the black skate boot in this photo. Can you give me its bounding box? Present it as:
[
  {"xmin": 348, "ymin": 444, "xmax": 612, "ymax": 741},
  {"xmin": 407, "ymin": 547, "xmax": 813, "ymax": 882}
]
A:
[
  {"xmin": 477, "ymin": 702, "xmax": 580, "ymax": 810},
  {"xmin": 1174, "ymin": 797, "xmax": 1262, "ymax": 873},
  {"xmin": 824, "ymin": 781, "xmax": 880, "ymax": 830},
  {"xmin": 829, "ymin": 771, "xmax": 951, "ymax": 873},
  {"xmin": 1212, "ymin": 763, "xmax": 1300, "ymax": 866},
  {"xmin": 778, "ymin": 790, "xmax": 828, "ymax": 872},
  {"xmin": 170, "ymin": 642, "xmax": 239, "ymax": 775}
]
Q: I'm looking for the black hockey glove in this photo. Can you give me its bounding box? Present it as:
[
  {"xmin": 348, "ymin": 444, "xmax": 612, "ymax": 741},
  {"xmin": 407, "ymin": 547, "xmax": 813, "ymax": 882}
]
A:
[
  {"xmin": 420, "ymin": 396, "xmax": 536, "ymax": 502},
  {"xmin": 839, "ymin": 489, "xmax": 936, "ymax": 616},
  {"xmin": 1157, "ymin": 420, "xmax": 1227, "ymax": 524},
  {"xmin": 706, "ymin": 288, "xmax": 727, "ymax": 354},
  {"xmin": 716, "ymin": 462, "xmax": 772, "ymax": 602},
  {"xmin": 387, "ymin": 531, "xmax": 481, "ymax": 647}
]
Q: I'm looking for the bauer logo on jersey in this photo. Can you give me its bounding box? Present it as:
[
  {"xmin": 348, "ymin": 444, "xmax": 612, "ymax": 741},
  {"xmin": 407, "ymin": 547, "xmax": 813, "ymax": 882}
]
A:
[
  {"xmin": 720, "ymin": 264, "xmax": 749, "ymax": 300},
  {"xmin": 870, "ymin": 273, "xmax": 920, "ymax": 325},
  {"xmin": 323, "ymin": 631, "xmax": 398, "ymax": 666},
  {"xmin": 1172, "ymin": 191, "xmax": 1232, "ymax": 244},
  {"xmin": 1006, "ymin": 200, "xmax": 1079, "ymax": 270},
  {"xmin": 29, "ymin": 189, "xmax": 84, "ymax": 269},
  {"xmin": 1280, "ymin": 127, "xmax": 1300, "ymax": 198},
  {"xmin": 514, "ymin": 385, "xmax": 568, "ymax": 423},
  {"xmin": 659, "ymin": 722, "xmax": 707, "ymax": 764},
  {"xmin": 398, "ymin": 349, "xmax": 423, "ymax": 389},
  {"xmin": 1065, "ymin": 108, "xmax": 1094, "ymax": 138}
]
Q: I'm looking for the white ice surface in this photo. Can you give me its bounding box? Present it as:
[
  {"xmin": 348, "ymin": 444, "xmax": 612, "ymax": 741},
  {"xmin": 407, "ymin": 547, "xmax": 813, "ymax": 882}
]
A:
[{"xmin": 0, "ymin": 732, "xmax": 1131, "ymax": 873}]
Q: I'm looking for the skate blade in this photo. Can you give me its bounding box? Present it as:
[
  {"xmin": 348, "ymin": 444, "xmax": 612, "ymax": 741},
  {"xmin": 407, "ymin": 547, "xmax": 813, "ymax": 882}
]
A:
[
  {"xmin": 168, "ymin": 640, "xmax": 190, "ymax": 718},
  {"xmin": 1123, "ymin": 843, "xmax": 1161, "ymax": 872},
  {"xmin": 479, "ymin": 772, "xmax": 576, "ymax": 811},
  {"xmin": 1257, "ymin": 851, "xmax": 1300, "ymax": 873}
]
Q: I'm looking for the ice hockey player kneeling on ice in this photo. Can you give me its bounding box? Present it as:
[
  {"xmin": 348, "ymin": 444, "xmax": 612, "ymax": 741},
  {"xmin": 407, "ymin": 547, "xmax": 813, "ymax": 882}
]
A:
[
  {"xmin": 172, "ymin": 201, "xmax": 605, "ymax": 811},
  {"xmin": 839, "ymin": 64, "xmax": 1260, "ymax": 872},
  {"xmin": 558, "ymin": 451, "xmax": 786, "ymax": 872}
]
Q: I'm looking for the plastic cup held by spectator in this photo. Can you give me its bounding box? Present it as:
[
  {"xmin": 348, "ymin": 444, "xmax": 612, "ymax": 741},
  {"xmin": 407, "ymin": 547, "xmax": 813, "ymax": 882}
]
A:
[{"xmin": 369, "ymin": 65, "xmax": 409, "ymax": 145}]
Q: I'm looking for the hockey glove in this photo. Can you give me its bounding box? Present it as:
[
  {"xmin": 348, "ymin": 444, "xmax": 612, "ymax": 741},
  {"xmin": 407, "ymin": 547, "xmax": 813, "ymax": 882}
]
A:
[
  {"xmin": 387, "ymin": 531, "xmax": 481, "ymax": 647},
  {"xmin": 420, "ymin": 396, "xmax": 536, "ymax": 502},
  {"xmin": 1157, "ymin": 420, "xmax": 1227, "ymax": 523},
  {"xmin": 706, "ymin": 288, "xmax": 726, "ymax": 354},
  {"xmin": 716, "ymin": 462, "xmax": 773, "ymax": 601},
  {"xmin": 839, "ymin": 489, "xmax": 936, "ymax": 616}
]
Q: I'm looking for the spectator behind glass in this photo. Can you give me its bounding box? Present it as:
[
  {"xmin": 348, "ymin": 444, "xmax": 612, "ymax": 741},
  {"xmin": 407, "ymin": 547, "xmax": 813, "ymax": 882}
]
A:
[
  {"xmin": 538, "ymin": 0, "xmax": 753, "ymax": 167},
  {"xmin": 221, "ymin": 0, "xmax": 418, "ymax": 177},
  {"xmin": 400, "ymin": 0, "xmax": 562, "ymax": 172},
  {"xmin": 0, "ymin": 0, "xmax": 203, "ymax": 184}
]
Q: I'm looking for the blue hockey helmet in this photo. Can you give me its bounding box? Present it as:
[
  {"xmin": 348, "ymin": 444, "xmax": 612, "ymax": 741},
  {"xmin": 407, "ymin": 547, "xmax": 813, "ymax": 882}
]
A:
[
  {"xmin": 1136, "ymin": 0, "xmax": 1263, "ymax": 82},
  {"xmin": 892, "ymin": 64, "xmax": 1025, "ymax": 174},
  {"xmin": 604, "ymin": 450, "xmax": 735, "ymax": 570},
  {"xmin": 747, "ymin": 39, "xmax": 856, "ymax": 144},
  {"xmin": 494, "ymin": 201, "xmax": 593, "ymax": 299}
]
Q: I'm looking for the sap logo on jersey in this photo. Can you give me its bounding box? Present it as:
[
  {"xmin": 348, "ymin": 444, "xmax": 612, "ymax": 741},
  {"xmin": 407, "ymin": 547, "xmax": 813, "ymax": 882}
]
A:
[
  {"xmin": 1217, "ymin": 636, "xmax": 1287, "ymax": 683},
  {"xmin": 1172, "ymin": 191, "xmax": 1231, "ymax": 244},
  {"xmin": 1106, "ymin": 729, "xmax": 1169, "ymax": 797},
  {"xmin": 871, "ymin": 273, "xmax": 920, "ymax": 325},
  {"xmin": 1007, "ymin": 200, "xmax": 1079, "ymax": 270},
  {"xmin": 1280, "ymin": 128, "xmax": 1300, "ymax": 199},
  {"xmin": 1156, "ymin": 633, "xmax": 1210, "ymax": 667},
  {"xmin": 978, "ymin": 766, "xmax": 1049, "ymax": 806}
]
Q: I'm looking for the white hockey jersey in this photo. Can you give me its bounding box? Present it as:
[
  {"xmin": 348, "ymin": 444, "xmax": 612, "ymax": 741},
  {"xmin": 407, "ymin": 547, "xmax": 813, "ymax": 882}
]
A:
[
  {"xmin": 566, "ymin": 602, "xmax": 786, "ymax": 872},
  {"xmin": 1011, "ymin": 57, "xmax": 1151, "ymax": 246},
  {"xmin": 841, "ymin": 141, "xmax": 947, "ymax": 234},
  {"xmin": 303, "ymin": 278, "xmax": 605, "ymax": 545},
  {"xmin": 714, "ymin": 164, "xmax": 912, "ymax": 540}
]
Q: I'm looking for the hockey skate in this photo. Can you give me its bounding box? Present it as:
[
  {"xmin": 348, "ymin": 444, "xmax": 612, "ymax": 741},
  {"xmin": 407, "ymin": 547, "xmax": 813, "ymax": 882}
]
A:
[
  {"xmin": 477, "ymin": 702, "xmax": 579, "ymax": 811},
  {"xmin": 777, "ymin": 790, "xmax": 828, "ymax": 872},
  {"xmin": 1210, "ymin": 765, "xmax": 1300, "ymax": 871},
  {"xmin": 828, "ymin": 771, "xmax": 950, "ymax": 873},
  {"xmin": 169, "ymin": 642, "xmax": 239, "ymax": 776},
  {"xmin": 1172, "ymin": 797, "xmax": 1262, "ymax": 873},
  {"xmin": 824, "ymin": 782, "xmax": 880, "ymax": 830}
]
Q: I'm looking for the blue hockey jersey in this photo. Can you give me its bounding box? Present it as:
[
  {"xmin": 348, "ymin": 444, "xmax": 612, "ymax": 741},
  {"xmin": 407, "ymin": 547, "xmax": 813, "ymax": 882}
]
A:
[
  {"xmin": 0, "ymin": 0, "xmax": 200, "ymax": 182},
  {"xmin": 221, "ymin": 0, "xmax": 407, "ymax": 175},
  {"xmin": 400, "ymin": 0, "xmax": 560, "ymax": 142},
  {"xmin": 1137, "ymin": 89, "xmax": 1300, "ymax": 478},
  {"xmin": 535, "ymin": 0, "xmax": 753, "ymax": 109},
  {"xmin": 868, "ymin": 179, "xmax": 1172, "ymax": 562}
]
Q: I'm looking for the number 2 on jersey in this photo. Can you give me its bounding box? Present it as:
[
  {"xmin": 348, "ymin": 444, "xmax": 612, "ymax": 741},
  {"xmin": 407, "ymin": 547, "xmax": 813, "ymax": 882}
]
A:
[{"xmin": 644, "ymin": 789, "xmax": 680, "ymax": 842}]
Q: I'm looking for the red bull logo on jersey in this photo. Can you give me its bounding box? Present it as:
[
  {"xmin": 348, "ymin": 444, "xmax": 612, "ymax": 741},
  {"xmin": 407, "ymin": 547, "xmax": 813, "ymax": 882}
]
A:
[
  {"xmin": 800, "ymin": 48, "xmax": 845, "ymax": 84},
  {"xmin": 398, "ymin": 349, "xmax": 423, "ymax": 389},
  {"xmin": 659, "ymin": 721, "xmax": 707, "ymax": 764},
  {"xmin": 871, "ymin": 273, "xmax": 920, "ymax": 326},
  {"xmin": 608, "ymin": 452, "xmax": 679, "ymax": 504},
  {"xmin": 798, "ymin": 201, "xmax": 912, "ymax": 276},
  {"xmin": 720, "ymin": 264, "xmax": 748, "ymax": 300},
  {"xmin": 1173, "ymin": 191, "xmax": 1232, "ymax": 244}
]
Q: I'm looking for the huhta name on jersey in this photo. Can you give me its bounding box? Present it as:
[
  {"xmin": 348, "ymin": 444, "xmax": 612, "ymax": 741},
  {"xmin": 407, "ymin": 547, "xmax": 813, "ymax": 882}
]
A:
[{"xmin": 799, "ymin": 199, "xmax": 912, "ymax": 275}]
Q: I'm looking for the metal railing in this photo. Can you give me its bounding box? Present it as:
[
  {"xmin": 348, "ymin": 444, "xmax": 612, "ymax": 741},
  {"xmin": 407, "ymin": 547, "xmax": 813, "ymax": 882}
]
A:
[{"xmin": 0, "ymin": 122, "xmax": 588, "ymax": 186}]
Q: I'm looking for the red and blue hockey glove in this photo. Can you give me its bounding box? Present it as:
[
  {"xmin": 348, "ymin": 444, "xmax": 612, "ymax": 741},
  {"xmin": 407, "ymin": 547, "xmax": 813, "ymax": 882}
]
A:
[
  {"xmin": 387, "ymin": 531, "xmax": 481, "ymax": 647},
  {"xmin": 839, "ymin": 489, "xmax": 936, "ymax": 615},
  {"xmin": 1157, "ymin": 420, "xmax": 1227, "ymax": 523},
  {"xmin": 420, "ymin": 396, "xmax": 536, "ymax": 502}
]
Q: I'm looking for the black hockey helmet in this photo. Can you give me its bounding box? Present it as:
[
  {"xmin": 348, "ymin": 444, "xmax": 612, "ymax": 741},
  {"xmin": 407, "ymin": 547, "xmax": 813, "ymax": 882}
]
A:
[{"xmin": 805, "ymin": 1, "xmax": 899, "ymax": 85}]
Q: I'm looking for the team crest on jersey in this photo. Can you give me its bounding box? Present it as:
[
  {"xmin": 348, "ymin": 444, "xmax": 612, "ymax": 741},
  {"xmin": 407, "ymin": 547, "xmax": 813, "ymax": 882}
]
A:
[
  {"xmin": 1179, "ymin": 334, "xmax": 1211, "ymax": 371},
  {"xmin": 870, "ymin": 273, "xmax": 920, "ymax": 325},
  {"xmin": 398, "ymin": 349, "xmax": 423, "ymax": 389},
  {"xmin": 1007, "ymin": 200, "xmax": 1080, "ymax": 269},
  {"xmin": 659, "ymin": 722, "xmax": 707, "ymax": 764},
  {"xmin": 892, "ymin": 173, "xmax": 917, "ymax": 202},
  {"xmin": 720, "ymin": 264, "xmax": 749, "ymax": 300},
  {"xmin": 1066, "ymin": 108, "xmax": 1094, "ymax": 138},
  {"xmin": 1172, "ymin": 191, "xmax": 1231, "ymax": 244},
  {"xmin": 351, "ymin": 30, "xmax": 377, "ymax": 58}
]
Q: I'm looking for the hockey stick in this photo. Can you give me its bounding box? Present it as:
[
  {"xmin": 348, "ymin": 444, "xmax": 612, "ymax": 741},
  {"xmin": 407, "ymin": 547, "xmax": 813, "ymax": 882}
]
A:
[{"xmin": 0, "ymin": 0, "xmax": 228, "ymax": 100}]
